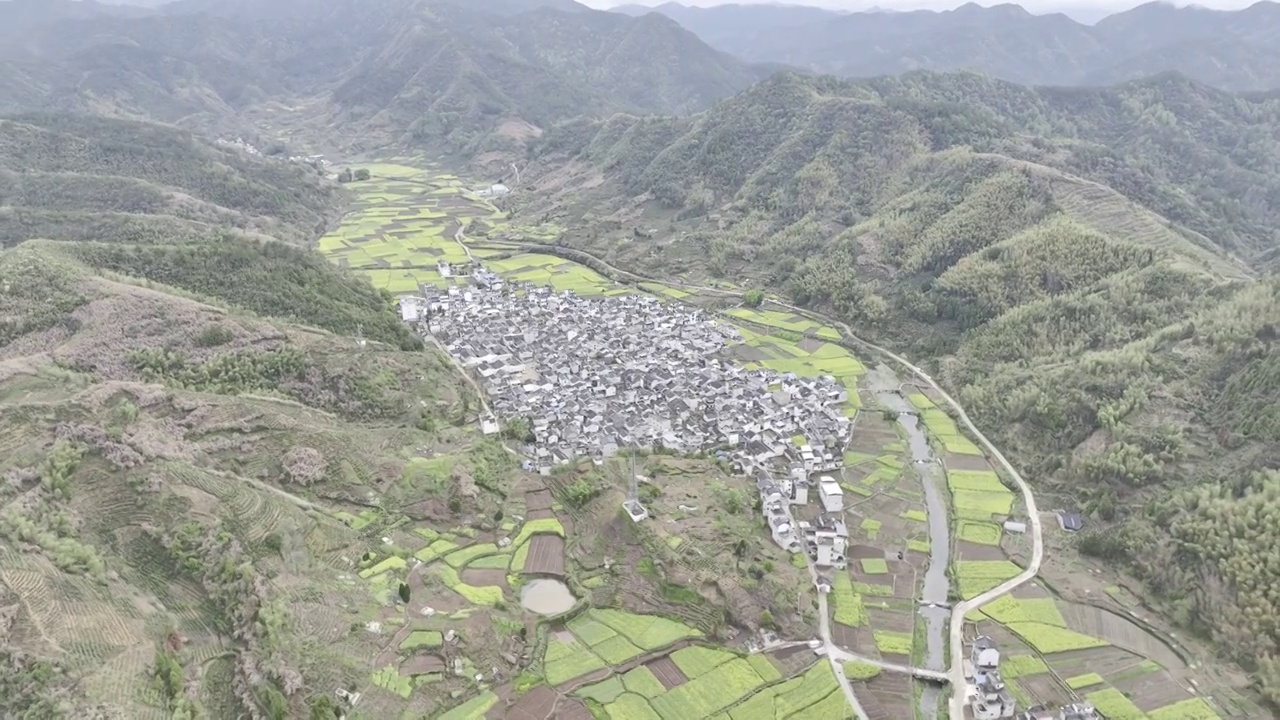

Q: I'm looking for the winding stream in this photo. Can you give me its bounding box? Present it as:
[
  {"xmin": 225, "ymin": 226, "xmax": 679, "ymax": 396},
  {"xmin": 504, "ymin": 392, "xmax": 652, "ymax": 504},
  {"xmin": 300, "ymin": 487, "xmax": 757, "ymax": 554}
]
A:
[{"xmin": 868, "ymin": 365, "xmax": 951, "ymax": 720}]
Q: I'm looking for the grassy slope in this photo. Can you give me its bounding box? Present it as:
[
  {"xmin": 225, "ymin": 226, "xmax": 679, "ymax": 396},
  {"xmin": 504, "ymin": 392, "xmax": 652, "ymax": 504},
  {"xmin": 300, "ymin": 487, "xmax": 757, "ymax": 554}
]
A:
[
  {"xmin": 0, "ymin": 116, "xmax": 499, "ymax": 719},
  {"xmin": 525, "ymin": 70, "xmax": 1280, "ymax": 698}
]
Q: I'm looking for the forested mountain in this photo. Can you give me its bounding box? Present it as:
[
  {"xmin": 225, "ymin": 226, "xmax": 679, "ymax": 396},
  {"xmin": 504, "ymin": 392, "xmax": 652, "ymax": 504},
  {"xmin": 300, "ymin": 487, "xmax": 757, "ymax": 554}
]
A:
[
  {"xmin": 523, "ymin": 70, "xmax": 1280, "ymax": 699},
  {"xmin": 0, "ymin": 0, "xmax": 764, "ymax": 156},
  {"xmin": 631, "ymin": 0, "xmax": 1280, "ymax": 91}
]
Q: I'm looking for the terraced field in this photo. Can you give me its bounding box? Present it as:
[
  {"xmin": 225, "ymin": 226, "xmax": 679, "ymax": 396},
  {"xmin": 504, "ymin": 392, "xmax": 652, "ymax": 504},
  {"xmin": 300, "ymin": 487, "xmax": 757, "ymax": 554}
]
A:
[{"xmin": 317, "ymin": 163, "xmax": 619, "ymax": 296}]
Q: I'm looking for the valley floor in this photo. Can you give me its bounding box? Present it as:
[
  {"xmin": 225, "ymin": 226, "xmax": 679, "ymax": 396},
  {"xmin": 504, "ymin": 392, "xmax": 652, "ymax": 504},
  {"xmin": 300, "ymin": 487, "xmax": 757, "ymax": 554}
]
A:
[{"xmin": 306, "ymin": 160, "xmax": 1252, "ymax": 720}]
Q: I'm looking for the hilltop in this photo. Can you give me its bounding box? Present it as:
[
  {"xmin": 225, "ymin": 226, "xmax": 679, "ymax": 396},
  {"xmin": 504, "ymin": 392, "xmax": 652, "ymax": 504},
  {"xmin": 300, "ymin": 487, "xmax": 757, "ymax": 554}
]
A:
[
  {"xmin": 629, "ymin": 0, "xmax": 1280, "ymax": 91},
  {"xmin": 518, "ymin": 69, "xmax": 1280, "ymax": 701}
]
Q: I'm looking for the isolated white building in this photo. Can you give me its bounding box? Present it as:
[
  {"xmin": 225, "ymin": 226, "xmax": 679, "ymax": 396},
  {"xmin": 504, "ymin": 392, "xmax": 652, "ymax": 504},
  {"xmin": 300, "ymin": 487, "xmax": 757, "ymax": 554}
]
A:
[{"xmin": 818, "ymin": 476, "xmax": 843, "ymax": 513}]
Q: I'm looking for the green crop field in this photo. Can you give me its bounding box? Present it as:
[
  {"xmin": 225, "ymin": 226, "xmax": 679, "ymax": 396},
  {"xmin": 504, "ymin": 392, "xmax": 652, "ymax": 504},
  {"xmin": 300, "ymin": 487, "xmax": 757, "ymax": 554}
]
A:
[
  {"xmin": 578, "ymin": 676, "xmax": 627, "ymax": 703},
  {"xmin": 980, "ymin": 596, "xmax": 1067, "ymax": 626},
  {"xmin": 1067, "ymin": 673, "xmax": 1105, "ymax": 689},
  {"xmin": 958, "ymin": 521, "xmax": 1004, "ymax": 545},
  {"xmin": 832, "ymin": 573, "xmax": 868, "ymax": 626},
  {"xmin": 843, "ymin": 660, "xmax": 881, "ymax": 681},
  {"xmin": 1086, "ymin": 688, "xmax": 1148, "ymax": 720},
  {"xmin": 1148, "ymin": 698, "xmax": 1221, "ymax": 720},
  {"xmin": 860, "ymin": 558, "xmax": 889, "ymax": 574},
  {"xmin": 671, "ymin": 646, "xmax": 739, "ymax": 678},
  {"xmin": 604, "ymin": 692, "xmax": 663, "ymax": 720},
  {"xmin": 444, "ymin": 542, "xmax": 502, "ymax": 568},
  {"xmin": 955, "ymin": 560, "xmax": 1023, "ymax": 599},
  {"xmin": 399, "ymin": 630, "xmax": 443, "ymax": 650},
  {"xmin": 512, "ymin": 517, "xmax": 565, "ymax": 546},
  {"xmin": 873, "ymin": 630, "xmax": 913, "ymax": 655},
  {"xmin": 590, "ymin": 608, "xmax": 703, "ymax": 649},
  {"xmin": 621, "ymin": 666, "xmax": 668, "ymax": 698},
  {"xmin": 648, "ymin": 658, "xmax": 769, "ymax": 720},
  {"xmin": 1008, "ymin": 622, "xmax": 1109, "ymax": 653},
  {"xmin": 999, "ymin": 655, "xmax": 1049, "ymax": 678}
]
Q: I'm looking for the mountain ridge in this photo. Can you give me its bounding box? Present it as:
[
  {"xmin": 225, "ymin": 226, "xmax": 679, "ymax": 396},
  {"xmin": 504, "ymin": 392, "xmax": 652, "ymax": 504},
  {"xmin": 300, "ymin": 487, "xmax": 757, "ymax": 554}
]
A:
[{"xmin": 627, "ymin": 0, "xmax": 1280, "ymax": 90}]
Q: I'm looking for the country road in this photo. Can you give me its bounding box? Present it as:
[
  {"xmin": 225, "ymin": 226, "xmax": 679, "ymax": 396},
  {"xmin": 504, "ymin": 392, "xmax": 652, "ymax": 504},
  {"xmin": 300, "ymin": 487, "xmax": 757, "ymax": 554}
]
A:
[{"xmin": 462, "ymin": 234, "xmax": 1046, "ymax": 718}]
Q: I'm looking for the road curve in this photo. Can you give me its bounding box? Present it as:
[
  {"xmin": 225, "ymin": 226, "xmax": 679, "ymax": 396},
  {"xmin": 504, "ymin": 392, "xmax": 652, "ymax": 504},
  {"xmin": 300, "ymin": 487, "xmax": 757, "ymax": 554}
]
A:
[
  {"xmin": 461, "ymin": 235, "xmax": 1045, "ymax": 718},
  {"xmin": 831, "ymin": 340, "xmax": 1044, "ymax": 720}
]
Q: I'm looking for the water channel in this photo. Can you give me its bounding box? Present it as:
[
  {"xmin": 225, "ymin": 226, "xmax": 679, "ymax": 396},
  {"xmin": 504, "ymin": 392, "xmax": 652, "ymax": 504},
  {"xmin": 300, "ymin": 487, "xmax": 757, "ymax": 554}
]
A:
[
  {"xmin": 868, "ymin": 364, "xmax": 951, "ymax": 719},
  {"xmin": 519, "ymin": 578, "xmax": 577, "ymax": 616}
]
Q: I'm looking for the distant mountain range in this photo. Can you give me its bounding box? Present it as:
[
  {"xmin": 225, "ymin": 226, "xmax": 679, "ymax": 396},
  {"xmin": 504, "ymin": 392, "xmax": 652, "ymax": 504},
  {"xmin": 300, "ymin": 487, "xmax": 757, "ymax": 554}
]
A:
[
  {"xmin": 0, "ymin": 0, "xmax": 769, "ymax": 155},
  {"xmin": 614, "ymin": 1, "xmax": 1280, "ymax": 90}
]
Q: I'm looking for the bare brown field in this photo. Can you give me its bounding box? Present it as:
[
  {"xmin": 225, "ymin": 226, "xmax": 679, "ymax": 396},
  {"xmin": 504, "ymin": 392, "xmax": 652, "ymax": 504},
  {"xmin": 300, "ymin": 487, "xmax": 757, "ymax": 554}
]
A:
[
  {"xmin": 523, "ymin": 535, "xmax": 566, "ymax": 575},
  {"xmin": 864, "ymin": 673, "xmax": 913, "ymax": 720},
  {"xmin": 944, "ymin": 453, "xmax": 992, "ymax": 471},
  {"xmin": 832, "ymin": 623, "xmax": 872, "ymax": 654},
  {"xmin": 849, "ymin": 544, "xmax": 883, "ymax": 559},
  {"xmin": 554, "ymin": 697, "xmax": 595, "ymax": 720},
  {"xmin": 1016, "ymin": 673, "xmax": 1070, "ymax": 707},
  {"xmin": 867, "ymin": 606, "xmax": 915, "ymax": 634},
  {"xmin": 952, "ymin": 541, "xmax": 1009, "ymax": 562},
  {"xmin": 1059, "ymin": 603, "xmax": 1185, "ymax": 671},
  {"xmin": 1042, "ymin": 646, "xmax": 1143, "ymax": 677},
  {"xmin": 503, "ymin": 684, "xmax": 558, "ymax": 720},
  {"xmin": 646, "ymin": 656, "xmax": 689, "ymax": 689},
  {"xmin": 462, "ymin": 568, "xmax": 510, "ymax": 588},
  {"xmin": 525, "ymin": 489, "xmax": 554, "ymax": 511}
]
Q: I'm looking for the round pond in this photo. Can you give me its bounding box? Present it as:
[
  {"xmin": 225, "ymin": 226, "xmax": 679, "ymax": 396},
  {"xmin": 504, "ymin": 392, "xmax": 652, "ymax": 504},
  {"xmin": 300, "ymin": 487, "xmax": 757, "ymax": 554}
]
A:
[{"xmin": 520, "ymin": 578, "xmax": 576, "ymax": 616}]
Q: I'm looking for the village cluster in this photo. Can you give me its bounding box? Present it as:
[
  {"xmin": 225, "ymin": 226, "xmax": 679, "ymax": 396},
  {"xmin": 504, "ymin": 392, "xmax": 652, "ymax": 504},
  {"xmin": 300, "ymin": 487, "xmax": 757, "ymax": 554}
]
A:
[
  {"xmin": 408, "ymin": 281, "xmax": 854, "ymax": 478},
  {"xmin": 402, "ymin": 273, "xmax": 862, "ymax": 568}
]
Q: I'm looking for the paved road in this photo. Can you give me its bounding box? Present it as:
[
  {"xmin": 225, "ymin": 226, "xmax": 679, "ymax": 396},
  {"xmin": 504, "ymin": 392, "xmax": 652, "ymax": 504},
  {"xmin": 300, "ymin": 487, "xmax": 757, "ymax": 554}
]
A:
[
  {"xmin": 775, "ymin": 498, "xmax": 870, "ymax": 719},
  {"xmin": 459, "ymin": 235, "xmax": 1046, "ymax": 718},
  {"xmin": 833, "ymin": 342, "xmax": 1044, "ymax": 720}
]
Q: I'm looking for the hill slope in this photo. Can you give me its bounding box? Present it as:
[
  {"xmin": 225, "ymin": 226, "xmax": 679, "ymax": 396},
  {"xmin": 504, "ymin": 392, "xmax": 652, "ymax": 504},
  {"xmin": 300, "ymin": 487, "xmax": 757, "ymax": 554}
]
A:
[
  {"xmin": 0, "ymin": 114, "xmax": 518, "ymax": 719},
  {"xmin": 643, "ymin": 0, "xmax": 1280, "ymax": 92},
  {"xmin": 523, "ymin": 70, "xmax": 1280, "ymax": 700}
]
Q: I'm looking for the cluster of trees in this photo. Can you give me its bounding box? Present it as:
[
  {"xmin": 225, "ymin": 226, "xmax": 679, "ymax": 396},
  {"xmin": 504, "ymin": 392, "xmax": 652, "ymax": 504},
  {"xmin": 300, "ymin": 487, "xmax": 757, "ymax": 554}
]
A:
[
  {"xmin": 128, "ymin": 347, "xmax": 403, "ymax": 419},
  {"xmin": 0, "ymin": 442, "xmax": 106, "ymax": 580},
  {"xmin": 1, "ymin": 115, "xmax": 335, "ymax": 232},
  {"xmin": 73, "ymin": 239, "xmax": 422, "ymax": 350}
]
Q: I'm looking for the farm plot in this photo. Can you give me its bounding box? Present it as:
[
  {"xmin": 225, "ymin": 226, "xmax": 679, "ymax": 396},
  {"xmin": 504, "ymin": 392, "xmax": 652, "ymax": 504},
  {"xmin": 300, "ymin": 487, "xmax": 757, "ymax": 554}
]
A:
[
  {"xmin": 589, "ymin": 608, "xmax": 704, "ymax": 650},
  {"xmin": 907, "ymin": 394, "xmax": 983, "ymax": 455},
  {"xmin": 544, "ymin": 633, "xmax": 608, "ymax": 685},
  {"xmin": 646, "ymin": 656, "xmax": 690, "ymax": 690},
  {"xmin": 1058, "ymin": 602, "xmax": 1186, "ymax": 671},
  {"xmin": 647, "ymin": 656, "xmax": 771, "ymax": 719},
  {"xmin": 948, "ymin": 469, "xmax": 1016, "ymax": 522},
  {"xmin": 523, "ymin": 534, "xmax": 566, "ymax": 575},
  {"xmin": 954, "ymin": 560, "xmax": 1023, "ymax": 599}
]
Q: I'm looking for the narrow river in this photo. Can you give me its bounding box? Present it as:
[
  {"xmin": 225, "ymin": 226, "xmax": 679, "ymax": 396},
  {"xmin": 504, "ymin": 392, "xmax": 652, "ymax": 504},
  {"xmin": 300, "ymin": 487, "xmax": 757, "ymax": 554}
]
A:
[{"xmin": 869, "ymin": 365, "xmax": 951, "ymax": 720}]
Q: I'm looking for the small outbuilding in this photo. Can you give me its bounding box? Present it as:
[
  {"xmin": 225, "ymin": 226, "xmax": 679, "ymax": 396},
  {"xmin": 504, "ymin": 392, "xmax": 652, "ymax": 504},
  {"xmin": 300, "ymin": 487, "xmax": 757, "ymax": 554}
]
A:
[{"xmin": 1058, "ymin": 512, "xmax": 1084, "ymax": 532}]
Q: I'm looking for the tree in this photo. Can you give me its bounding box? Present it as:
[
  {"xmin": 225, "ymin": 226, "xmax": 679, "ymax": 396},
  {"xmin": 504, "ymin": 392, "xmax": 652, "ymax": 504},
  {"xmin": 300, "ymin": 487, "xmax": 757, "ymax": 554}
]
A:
[
  {"xmin": 309, "ymin": 696, "xmax": 340, "ymax": 720},
  {"xmin": 354, "ymin": 169, "xmax": 371, "ymax": 181},
  {"xmin": 760, "ymin": 609, "xmax": 775, "ymax": 629},
  {"xmin": 151, "ymin": 649, "xmax": 185, "ymax": 707},
  {"xmin": 743, "ymin": 289, "xmax": 765, "ymax": 308},
  {"xmin": 398, "ymin": 582, "xmax": 411, "ymax": 604},
  {"xmin": 337, "ymin": 169, "xmax": 353, "ymax": 183}
]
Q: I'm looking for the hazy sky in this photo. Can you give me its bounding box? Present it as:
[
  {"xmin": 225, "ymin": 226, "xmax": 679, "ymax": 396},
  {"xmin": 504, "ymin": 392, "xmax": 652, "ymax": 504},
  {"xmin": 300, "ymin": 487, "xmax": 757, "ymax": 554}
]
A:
[{"xmin": 583, "ymin": 0, "xmax": 1266, "ymax": 13}]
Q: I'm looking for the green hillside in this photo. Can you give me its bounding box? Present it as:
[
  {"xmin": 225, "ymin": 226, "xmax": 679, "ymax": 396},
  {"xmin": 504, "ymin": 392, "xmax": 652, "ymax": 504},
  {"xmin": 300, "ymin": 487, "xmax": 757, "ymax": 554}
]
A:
[
  {"xmin": 523, "ymin": 70, "xmax": 1280, "ymax": 700},
  {"xmin": 0, "ymin": 114, "xmax": 498, "ymax": 719}
]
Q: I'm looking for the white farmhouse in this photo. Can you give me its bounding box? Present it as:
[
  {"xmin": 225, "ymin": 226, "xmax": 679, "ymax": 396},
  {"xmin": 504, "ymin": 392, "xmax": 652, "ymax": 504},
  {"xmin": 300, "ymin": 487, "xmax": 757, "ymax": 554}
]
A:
[{"xmin": 818, "ymin": 476, "xmax": 843, "ymax": 513}]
